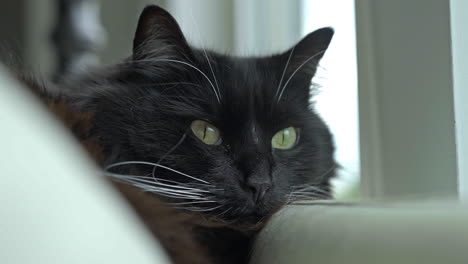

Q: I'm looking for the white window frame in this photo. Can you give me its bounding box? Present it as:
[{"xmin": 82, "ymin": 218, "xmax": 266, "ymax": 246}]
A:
[
  {"xmin": 450, "ymin": 0, "xmax": 468, "ymax": 199},
  {"xmin": 356, "ymin": 0, "xmax": 462, "ymax": 199}
]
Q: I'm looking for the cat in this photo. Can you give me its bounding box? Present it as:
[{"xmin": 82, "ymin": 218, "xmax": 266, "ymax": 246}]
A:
[{"xmin": 20, "ymin": 5, "xmax": 336, "ymax": 264}]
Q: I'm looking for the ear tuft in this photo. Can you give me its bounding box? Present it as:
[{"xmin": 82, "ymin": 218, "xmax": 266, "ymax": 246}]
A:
[
  {"xmin": 275, "ymin": 27, "xmax": 334, "ymax": 102},
  {"xmin": 293, "ymin": 27, "xmax": 334, "ymax": 66},
  {"xmin": 133, "ymin": 5, "xmax": 189, "ymax": 56},
  {"xmin": 282, "ymin": 27, "xmax": 334, "ymax": 81},
  {"xmin": 303, "ymin": 27, "xmax": 334, "ymax": 51}
]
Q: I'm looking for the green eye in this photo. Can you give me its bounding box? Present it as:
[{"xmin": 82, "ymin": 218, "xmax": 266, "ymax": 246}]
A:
[
  {"xmin": 191, "ymin": 120, "xmax": 221, "ymax": 145},
  {"xmin": 272, "ymin": 127, "xmax": 298, "ymax": 150}
]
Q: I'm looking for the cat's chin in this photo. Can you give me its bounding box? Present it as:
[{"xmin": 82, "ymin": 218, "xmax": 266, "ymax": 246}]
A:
[{"xmin": 214, "ymin": 202, "xmax": 284, "ymax": 226}]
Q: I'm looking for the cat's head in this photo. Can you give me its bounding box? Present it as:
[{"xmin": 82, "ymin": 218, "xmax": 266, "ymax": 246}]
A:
[{"xmin": 76, "ymin": 5, "xmax": 336, "ymax": 223}]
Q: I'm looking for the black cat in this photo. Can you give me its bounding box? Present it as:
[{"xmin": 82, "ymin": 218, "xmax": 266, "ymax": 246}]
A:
[{"xmin": 23, "ymin": 5, "xmax": 336, "ymax": 264}]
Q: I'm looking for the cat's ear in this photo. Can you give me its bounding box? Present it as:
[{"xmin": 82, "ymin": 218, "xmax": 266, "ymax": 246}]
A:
[
  {"xmin": 276, "ymin": 27, "xmax": 334, "ymax": 101},
  {"xmin": 133, "ymin": 5, "xmax": 191, "ymax": 58}
]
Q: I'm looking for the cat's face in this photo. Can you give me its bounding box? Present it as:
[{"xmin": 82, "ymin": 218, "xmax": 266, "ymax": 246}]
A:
[{"xmin": 81, "ymin": 6, "xmax": 336, "ymax": 223}]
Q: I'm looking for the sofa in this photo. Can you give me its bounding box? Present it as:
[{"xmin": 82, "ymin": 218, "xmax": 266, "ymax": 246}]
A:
[{"xmin": 2, "ymin": 66, "xmax": 468, "ymax": 264}]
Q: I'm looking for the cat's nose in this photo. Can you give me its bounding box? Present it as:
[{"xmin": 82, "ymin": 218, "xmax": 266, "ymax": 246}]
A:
[{"xmin": 247, "ymin": 180, "xmax": 271, "ymax": 204}]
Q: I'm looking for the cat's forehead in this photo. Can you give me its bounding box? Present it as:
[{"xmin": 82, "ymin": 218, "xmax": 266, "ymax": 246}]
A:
[
  {"xmin": 160, "ymin": 50, "xmax": 311, "ymax": 130},
  {"xmin": 200, "ymin": 56, "xmax": 299, "ymax": 130},
  {"xmin": 220, "ymin": 56, "xmax": 281, "ymax": 99}
]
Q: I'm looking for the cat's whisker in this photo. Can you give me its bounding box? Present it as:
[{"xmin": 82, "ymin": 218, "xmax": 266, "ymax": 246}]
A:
[
  {"xmin": 189, "ymin": 11, "xmax": 222, "ymax": 101},
  {"xmin": 128, "ymin": 58, "xmax": 221, "ymax": 104},
  {"xmin": 288, "ymin": 189, "xmax": 330, "ymax": 201},
  {"xmin": 292, "ymin": 184, "xmax": 331, "ymax": 195},
  {"xmin": 111, "ymin": 174, "xmax": 211, "ymax": 193},
  {"xmin": 202, "ymin": 50, "xmax": 221, "ymax": 102},
  {"xmin": 289, "ymin": 191, "xmax": 330, "ymax": 200},
  {"xmin": 290, "ymin": 164, "xmax": 337, "ymax": 190},
  {"xmin": 134, "ymin": 82, "xmax": 203, "ymax": 88},
  {"xmin": 134, "ymin": 183, "xmax": 206, "ymax": 196},
  {"xmin": 310, "ymin": 164, "xmax": 338, "ymax": 184},
  {"xmin": 105, "ymin": 162, "xmax": 226, "ymax": 212},
  {"xmin": 274, "ymin": 46, "xmax": 295, "ymax": 102},
  {"xmin": 288, "ymin": 198, "xmax": 324, "ymax": 204},
  {"xmin": 125, "ymin": 180, "xmax": 209, "ymax": 197},
  {"xmin": 287, "ymin": 180, "xmax": 333, "ymax": 203},
  {"xmin": 276, "ymin": 50, "xmax": 326, "ymax": 103},
  {"xmin": 128, "ymin": 174, "xmax": 194, "ymax": 185},
  {"xmin": 105, "ymin": 160, "xmax": 211, "ymax": 184},
  {"xmin": 109, "ymin": 176, "xmax": 211, "ymax": 197},
  {"xmin": 179, "ymin": 204, "xmax": 224, "ymax": 212},
  {"xmin": 152, "ymin": 131, "xmax": 188, "ymax": 180},
  {"xmin": 135, "ymin": 174, "xmax": 223, "ymax": 194},
  {"xmin": 289, "ymin": 193, "xmax": 330, "ymax": 201},
  {"xmin": 287, "ymin": 194, "xmax": 325, "ymax": 202},
  {"xmin": 213, "ymin": 206, "xmax": 232, "ymax": 219},
  {"xmin": 166, "ymin": 200, "xmax": 218, "ymax": 206},
  {"xmin": 296, "ymin": 192, "xmax": 329, "ymax": 198},
  {"xmin": 130, "ymin": 183, "xmax": 209, "ymax": 200},
  {"xmin": 145, "ymin": 191, "xmax": 206, "ymax": 201},
  {"xmin": 128, "ymin": 185, "xmax": 210, "ymax": 201}
]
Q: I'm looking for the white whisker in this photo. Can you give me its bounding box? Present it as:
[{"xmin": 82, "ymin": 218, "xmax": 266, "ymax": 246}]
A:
[
  {"xmin": 275, "ymin": 46, "xmax": 295, "ymax": 101},
  {"xmin": 104, "ymin": 161, "xmax": 227, "ymax": 212},
  {"xmin": 105, "ymin": 160, "xmax": 210, "ymax": 184},
  {"xmin": 166, "ymin": 200, "xmax": 218, "ymax": 206},
  {"xmin": 130, "ymin": 58, "xmax": 221, "ymax": 103},
  {"xmin": 213, "ymin": 206, "xmax": 232, "ymax": 219},
  {"xmin": 178, "ymin": 204, "xmax": 224, "ymax": 212},
  {"xmin": 110, "ymin": 173, "xmax": 211, "ymax": 193},
  {"xmin": 130, "ymin": 183, "xmax": 210, "ymax": 200},
  {"xmin": 152, "ymin": 131, "xmax": 187, "ymax": 180},
  {"xmin": 189, "ymin": 11, "xmax": 222, "ymax": 101},
  {"xmin": 276, "ymin": 50, "xmax": 326, "ymax": 103},
  {"xmin": 293, "ymin": 185, "xmax": 331, "ymax": 195}
]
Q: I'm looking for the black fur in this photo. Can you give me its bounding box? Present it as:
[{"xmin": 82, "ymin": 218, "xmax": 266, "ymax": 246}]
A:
[{"xmin": 63, "ymin": 5, "xmax": 336, "ymax": 224}]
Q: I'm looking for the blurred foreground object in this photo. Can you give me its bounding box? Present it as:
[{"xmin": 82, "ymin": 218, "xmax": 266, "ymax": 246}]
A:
[{"xmin": 0, "ymin": 65, "xmax": 169, "ymax": 264}]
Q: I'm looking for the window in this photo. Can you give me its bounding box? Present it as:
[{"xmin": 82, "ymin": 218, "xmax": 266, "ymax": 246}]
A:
[{"xmin": 302, "ymin": 0, "xmax": 359, "ymax": 197}]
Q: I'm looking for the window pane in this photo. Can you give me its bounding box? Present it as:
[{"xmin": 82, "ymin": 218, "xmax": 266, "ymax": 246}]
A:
[{"xmin": 302, "ymin": 0, "xmax": 359, "ymax": 198}]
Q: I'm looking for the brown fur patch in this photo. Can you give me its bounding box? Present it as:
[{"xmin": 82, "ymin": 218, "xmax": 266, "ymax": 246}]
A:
[
  {"xmin": 113, "ymin": 181, "xmax": 216, "ymax": 264},
  {"xmin": 112, "ymin": 181, "xmax": 263, "ymax": 264},
  {"xmin": 16, "ymin": 75, "xmax": 104, "ymax": 163},
  {"xmin": 45, "ymin": 99, "xmax": 104, "ymax": 163}
]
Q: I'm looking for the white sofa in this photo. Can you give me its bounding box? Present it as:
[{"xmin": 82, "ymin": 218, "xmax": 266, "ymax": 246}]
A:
[{"xmin": 0, "ymin": 66, "xmax": 170, "ymax": 264}]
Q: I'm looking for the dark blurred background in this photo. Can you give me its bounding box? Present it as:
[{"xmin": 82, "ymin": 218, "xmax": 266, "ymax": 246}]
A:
[{"xmin": 0, "ymin": 0, "xmax": 305, "ymax": 77}]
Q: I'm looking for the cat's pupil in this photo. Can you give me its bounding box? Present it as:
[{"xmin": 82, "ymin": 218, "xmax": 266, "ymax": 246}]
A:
[
  {"xmin": 204, "ymin": 126, "xmax": 213, "ymax": 140},
  {"xmin": 202, "ymin": 125, "xmax": 207, "ymax": 140}
]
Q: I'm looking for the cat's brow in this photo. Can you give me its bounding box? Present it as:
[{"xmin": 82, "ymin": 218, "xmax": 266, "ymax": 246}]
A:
[{"xmin": 127, "ymin": 58, "xmax": 222, "ymax": 104}]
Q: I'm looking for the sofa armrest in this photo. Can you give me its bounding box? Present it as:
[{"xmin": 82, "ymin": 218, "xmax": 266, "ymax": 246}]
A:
[
  {"xmin": 0, "ymin": 66, "xmax": 170, "ymax": 264},
  {"xmin": 251, "ymin": 201, "xmax": 468, "ymax": 264}
]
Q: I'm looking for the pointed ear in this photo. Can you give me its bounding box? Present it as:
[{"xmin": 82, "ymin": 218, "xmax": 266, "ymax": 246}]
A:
[
  {"xmin": 133, "ymin": 5, "xmax": 191, "ymax": 58},
  {"xmin": 284, "ymin": 27, "xmax": 333, "ymax": 81},
  {"xmin": 275, "ymin": 27, "xmax": 334, "ymax": 102}
]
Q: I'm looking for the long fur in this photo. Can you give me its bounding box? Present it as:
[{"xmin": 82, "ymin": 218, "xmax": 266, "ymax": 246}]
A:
[{"xmin": 16, "ymin": 5, "xmax": 336, "ymax": 264}]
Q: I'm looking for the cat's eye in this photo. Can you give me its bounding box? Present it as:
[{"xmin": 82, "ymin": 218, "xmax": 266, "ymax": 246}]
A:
[
  {"xmin": 272, "ymin": 127, "xmax": 298, "ymax": 150},
  {"xmin": 191, "ymin": 120, "xmax": 221, "ymax": 145}
]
